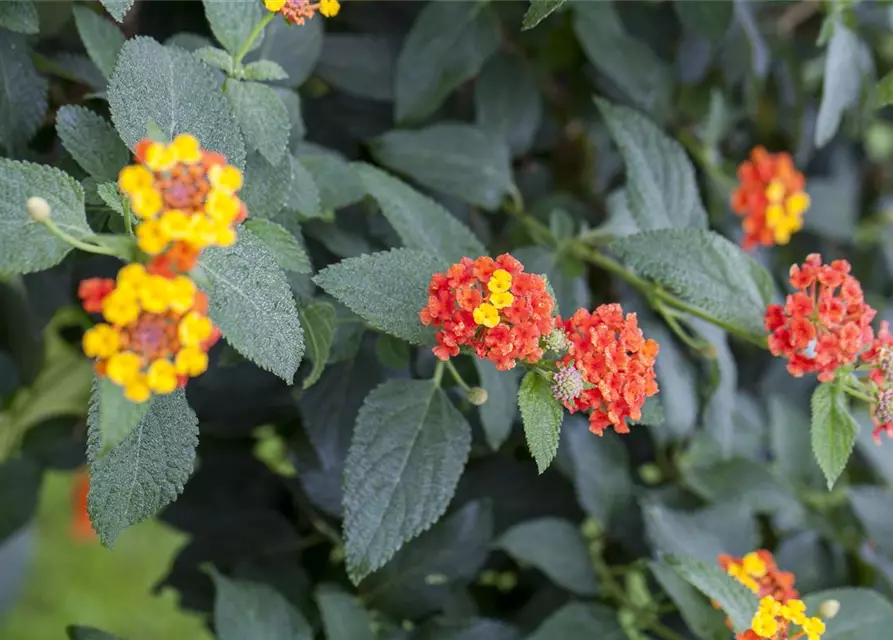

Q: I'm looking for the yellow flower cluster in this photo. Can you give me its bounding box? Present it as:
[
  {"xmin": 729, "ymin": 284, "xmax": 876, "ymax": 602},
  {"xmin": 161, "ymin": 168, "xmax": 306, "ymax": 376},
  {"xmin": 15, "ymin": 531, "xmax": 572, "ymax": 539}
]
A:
[
  {"xmin": 264, "ymin": 0, "xmax": 340, "ymax": 26},
  {"xmin": 473, "ymin": 268, "xmax": 515, "ymax": 328},
  {"xmin": 727, "ymin": 551, "xmax": 767, "ymax": 592},
  {"xmin": 750, "ymin": 596, "xmax": 825, "ymax": 640},
  {"xmin": 764, "ymin": 180, "xmax": 810, "ymax": 245}
]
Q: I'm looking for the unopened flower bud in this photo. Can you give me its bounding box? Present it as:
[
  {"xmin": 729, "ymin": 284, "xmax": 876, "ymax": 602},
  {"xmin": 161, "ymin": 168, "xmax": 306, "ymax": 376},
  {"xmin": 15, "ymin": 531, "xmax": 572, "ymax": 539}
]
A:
[
  {"xmin": 639, "ymin": 462, "xmax": 662, "ymax": 485},
  {"xmin": 543, "ymin": 327, "xmax": 570, "ymax": 354},
  {"xmin": 818, "ymin": 599, "xmax": 840, "ymax": 619},
  {"xmin": 27, "ymin": 196, "xmax": 51, "ymax": 222},
  {"xmin": 552, "ymin": 364, "xmax": 584, "ymax": 406},
  {"xmin": 467, "ymin": 386, "xmax": 488, "ymax": 406},
  {"xmin": 875, "ymin": 388, "xmax": 893, "ymax": 426}
]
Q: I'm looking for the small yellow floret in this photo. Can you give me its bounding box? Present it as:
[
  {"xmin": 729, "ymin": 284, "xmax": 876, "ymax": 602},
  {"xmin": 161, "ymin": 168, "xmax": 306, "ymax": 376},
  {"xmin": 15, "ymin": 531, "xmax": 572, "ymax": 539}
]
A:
[
  {"xmin": 488, "ymin": 269, "xmax": 512, "ymax": 293},
  {"xmin": 473, "ymin": 303, "xmax": 500, "ymax": 328},
  {"xmin": 102, "ymin": 289, "xmax": 141, "ymax": 327},
  {"xmin": 159, "ymin": 210, "xmax": 192, "ymax": 241},
  {"xmin": 785, "ymin": 191, "xmax": 810, "ymax": 217},
  {"xmin": 205, "ymin": 189, "xmax": 240, "ymax": 224},
  {"xmin": 139, "ymin": 275, "xmax": 174, "ymax": 313},
  {"xmin": 107, "ymin": 351, "xmax": 142, "ymax": 385},
  {"xmin": 118, "ymin": 165, "xmax": 153, "ymax": 194},
  {"xmin": 144, "ymin": 142, "xmax": 177, "ymax": 172},
  {"xmin": 212, "ymin": 223, "xmax": 237, "ymax": 247},
  {"xmin": 742, "ymin": 552, "xmax": 768, "ymax": 578},
  {"xmin": 751, "ymin": 610, "xmax": 778, "ymax": 638},
  {"xmin": 124, "ymin": 374, "xmax": 151, "ymax": 403},
  {"xmin": 489, "ymin": 291, "xmax": 514, "ymax": 310},
  {"xmin": 136, "ymin": 219, "xmax": 171, "ymax": 255},
  {"xmin": 82, "ymin": 324, "xmax": 120, "ymax": 359},
  {"xmin": 117, "ymin": 263, "xmax": 148, "ymax": 288},
  {"xmin": 765, "ymin": 179, "xmax": 786, "ymax": 204},
  {"xmin": 171, "ymin": 134, "xmax": 202, "ymax": 165},
  {"xmin": 319, "ymin": 0, "xmax": 340, "ymax": 17},
  {"xmin": 130, "ymin": 187, "xmax": 163, "ymax": 219},
  {"xmin": 169, "ymin": 276, "xmax": 197, "ymax": 314},
  {"xmin": 179, "ymin": 312, "xmax": 213, "ymax": 347},
  {"xmin": 782, "ymin": 599, "xmax": 807, "ymax": 625},
  {"xmin": 801, "ymin": 616, "xmax": 825, "ymax": 640},
  {"xmin": 147, "ymin": 359, "xmax": 178, "ymax": 394},
  {"xmin": 208, "ymin": 164, "xmax": 243, "ymax": 193},
  {"xmin": 175, "ymin": 346, "xmax": 209, "ymax": 377},
  {"xmin": 265, "ymin": 0, "xmax": 286, "ymax": 11}
]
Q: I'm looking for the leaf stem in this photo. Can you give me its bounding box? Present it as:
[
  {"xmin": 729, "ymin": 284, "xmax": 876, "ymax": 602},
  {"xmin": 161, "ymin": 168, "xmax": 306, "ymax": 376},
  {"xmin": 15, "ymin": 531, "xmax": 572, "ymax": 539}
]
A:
[
  {"xmin": 233, "ymin": 12, "xmax": 275, "ymax": 67},
  {"xmin": 433, "ymin": 361, "xmax": 445, "ymax": 387},
  {"xmin": 42, "ymin": 218, "xmax": 119, "ymax": 257},
  {"xmin": 444, "ymin": 360, "xmax": 471, "ymax": 392}
]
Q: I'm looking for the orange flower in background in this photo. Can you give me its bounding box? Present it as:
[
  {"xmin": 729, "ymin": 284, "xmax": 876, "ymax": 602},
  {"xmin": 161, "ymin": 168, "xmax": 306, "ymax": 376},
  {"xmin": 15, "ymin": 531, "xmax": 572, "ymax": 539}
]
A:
[
  {"xmin": 765, "ymin": 254, "xmax": 875, "ymax": 383},
  {"xmin": 71, "ymin": 470, "xmax": 95, "ymax": 542},
  {"xmin": 732, "ymin": 147, "xmax": 810, "ymax": 250},
  {"xmin": 556, "ymin": 304, "xmax": 659, "ymax": 435},
  {"xmin": 264, "ymin": 0, "xmax": 340, "ymax": 25},
  {"xmin": 420, "ymin": 254, "xmax": 556, "ymax": 370},
  {"xmin": 719, "ymin": 550, "xmax": 799, "ymax": 603}
]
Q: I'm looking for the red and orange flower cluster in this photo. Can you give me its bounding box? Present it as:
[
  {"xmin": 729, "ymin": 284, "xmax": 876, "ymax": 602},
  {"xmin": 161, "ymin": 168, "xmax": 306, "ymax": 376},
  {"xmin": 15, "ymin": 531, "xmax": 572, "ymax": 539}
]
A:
[
  {"xmin": 732, "ymin": 147, "xmax": 810, "ymax": 250},
  {"xmin": 264, "ymin": 0, "xmax": 339, "ymax": 25}
]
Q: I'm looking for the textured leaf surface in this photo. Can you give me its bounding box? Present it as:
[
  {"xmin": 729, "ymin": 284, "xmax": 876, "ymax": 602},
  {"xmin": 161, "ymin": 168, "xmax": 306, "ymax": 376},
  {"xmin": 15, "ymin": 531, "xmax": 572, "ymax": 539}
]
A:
[
  {"xmin": 241, "ymin": 152, "xmax": 291, "ymax": 219},
  {"xmin": 242, "ymin": 59, "xmax": 288, "ymax": 81},
  {"xmin": 194, "ymin": 46, "xmax": 233, "ymax": 71},
  {"xmin": 56, "ymin": 106, "xmax": 130, "ymax": 182},
  {"xmin": 202, "ymin": 0, "xmax": 265, "ymax": 55},
  {"xmin": 313, "ymin": 249, "xmax": 445, "ymax": 345},
  {"xmin": 0, "ymin": 159, "xmax": 90, "ymax": 275},
  {"xmin": 100, "ymin": 0, "xmax": 134, "ymax": 22},
  {"xmin": 528, "ymin": 603, "xmax": 625, "ymax": 640},
  {"xmin": 355, "ymin": 162, "xmax": 484, "ymax": 262},
  {"xmin": 518, "ymin": 371, "xmax": 563, "ymax": 473},
  {"xmin": 87, "ymin": 378, "xmax": 149, "ymax": 459},
  {"xmin": 108, "ymin": 37, "xmax": 246, "ymax": 169},
  {"xmin": 0, "ymin": 1, "xmax": 38, "ymax": 34},
  {"xmin": 522, "ymin": 0, "xmax": 566, "ymax": 30},
  {"xmin": 297, "ymin": 151, "xmax": 365, "ymax": 211},
  {"xmin": 816, "ymin": 20, "xmax": 871, "ymax": 148},
  {"xmin": 811, "ymin": 382, "xmax": 858, "ymax": 490},
  {"xmin": 474, "ymin": 359, "xmax": 520, "ymax": 451},
  {"xmin": 497, "ymin": 518, "xmax": 598, "ymax": 595},
  {"xmin": 246, "ymin": 17, "xmax": 321, "ymax": 87},
  {"xmin": 370, "ymin": 124, "xmax": 513, "ymax": 210},
  {"xmin": 198, "ymin": 228, "xmax": 304, "ymax": 381},
  {"xmin": 395, "ymin": 1, "xmax": 499, "ymax": 123},
  {"xmin": 318, "ymin": 35, "xmax": 396, "ymax": 101},
  {"xmin": 243, "ymin": 219, "xmax": 311, "ymax": 274},
  {"xmin": 315, "ymin": 584, "xmax": 374, "ymax": 640},
  {"xmin": 343, "ymin": 379, "xmax": 471, "ymax": 584},
  {"xmin": 284, "ymin": 156, "xmax": 321, "ymax": 218},
  {"xmin": 73, "ymin": 5, "xmax": 125, "ymax": 78},
  {"xmin": 299, "ymin": 301, "xmax": 336, "ymax": 390},
  {"xmin": 87, "ymin": 389, "xmax": 198, "ymax": 547},
  {"xmin": 564, "ymin": 419, "xmax": 631, "ymax": 528},
  {"xmin": 803, "ymin": 588, "xmax": 893, "ymax": 638},
  {"xmin": 0, "ymin": 32, "xmax": 48, "ymax": 151},
  {"xmin": 475, "ymin": 53, "xmax": 542, "ymax": 157},
  {"xmin": 610, "ymin": 229, "xmax": 774, "ymax": 336},
  {"xmin": 212, "ymin": 571, "xmax": 312, "ymax": 640},
  {"xmin": 226, "ymin": 80, "xmax": 289, "ymax": 166}
]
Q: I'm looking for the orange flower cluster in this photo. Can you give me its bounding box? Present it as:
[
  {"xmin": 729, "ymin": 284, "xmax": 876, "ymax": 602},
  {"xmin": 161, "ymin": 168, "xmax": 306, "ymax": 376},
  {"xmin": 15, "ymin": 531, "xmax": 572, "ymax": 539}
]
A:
[
  {"xmin": 765, "ymin": 254, "xmax": 875, "ymax": 383},
  {"xmin": 556, "ymin": 304, "xmax": 659, "ymax": 435},
  {"xmin": 732, "ymin": 147, "xmax": 810, "ymax": 250},
  {"xmin": 264, "ymin": 0, "xmax": 340, "ymax": 24},
  {"xmin": 420, "ymin": 255, "xmax": 555, "ymax": 370}
]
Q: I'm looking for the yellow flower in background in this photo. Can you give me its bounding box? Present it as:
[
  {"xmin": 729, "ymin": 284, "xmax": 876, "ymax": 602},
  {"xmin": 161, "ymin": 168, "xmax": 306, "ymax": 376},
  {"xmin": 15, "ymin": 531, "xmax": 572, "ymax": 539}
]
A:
[{"xmin": 319, "ymin": 0, "xmax": 340, "ymax": 17}]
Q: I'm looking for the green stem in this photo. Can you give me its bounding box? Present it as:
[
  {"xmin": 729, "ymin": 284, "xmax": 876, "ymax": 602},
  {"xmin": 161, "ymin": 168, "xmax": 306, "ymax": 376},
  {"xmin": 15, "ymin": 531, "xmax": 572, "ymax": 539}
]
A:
[
  {"xmin": 648, "ymin": 623, "xmax": 689, "ymax": 640},
  {"xmin": 843, "ymin": 385, "xmax": 875, "ymax": 405},
  {"xmin": 43, "ymin": 219, "xmax": 119, "ymax": 256},
  {"xmin": 444, "ymin": 360, "xmax": 471, "ymax": 392},
  {"xmin": 233, "ymin": 12, "xmax": 275, "ymax": 67},
  {"xmin": 433, "ymin": 361, "xmax": 445, "ymax": 387},
  {"xmin": 123, "ymin": 197, "xmax": 134, "ymax": 236}
]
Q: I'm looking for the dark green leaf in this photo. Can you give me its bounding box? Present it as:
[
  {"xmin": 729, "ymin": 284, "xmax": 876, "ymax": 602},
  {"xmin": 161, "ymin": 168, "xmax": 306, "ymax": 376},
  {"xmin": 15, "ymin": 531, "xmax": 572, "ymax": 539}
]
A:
[
  {"xmin": 67, "ymin": 627, "xmax": 122, "ymax": 640},
  {"xmin": 318, "ymin": 35, "xmax": 396, "ymax": 101},
  {"xmin": 769, "ymin": 395, "xmax": 823, "ymax": 489},
  {"xmin": 416, "ymin": 618, "xmax": 520, "ymax": 640},
  {"xmin": 877, "ymin": 71, "xmax": 893, "ymax": 108},
  {"xmin": 811, "ymin": 382, "xmax": 859, "ymax": 489},
  {"xmin": 474, "ymin": 53, "xmax": 542, "ymax": 157},
  {"xmin": 315, "ymin": 583, "xmax": 374, "ymax": 640},
  {"xmin": 56, "ymin": 106, "xmax": 130, "ymax": 182},
  {"xmin": 803, "ymin": 588, "xmax": 893, "ymax": 638},
  {"xmin": 816, "ymin": 19, "xmax": 872, "ymax": 148},
  {"xmin": 87, "ymin": 377, "xmax": 149, "ymax": 460},
  {"xmin": 73, "ymin": 5, "xmax": 125, "ymax": 78},
  {"xmin": 211, "ymin": 570, "xmax": 312, "ymax": 640},
  {"xmin": 0, "ymin": 1, "xmax": 38, "ymax": 34},
  {"xmin": 100, "ymin": 0, "xmax": 134, "ymax": 23},
  {"xmin": 474, "ymin": 359, "xmax": 520, "ymax": 451},
  {"xmin": 0, "ymin": 457, "xmax": 40, "ymax": 541},
  {"xmin": 299, "ymin": 301, "xmax": 336, "ymax": 390},
  {"xmin": 246, "ymin": 16, "xmax": 321, "ymax": 87},
  {"xmin": 674, "ymin": 1, "xmax": 733, "ymax": 42},
  {"xmin": 226, "ymin": 80, "xmax": 289, "ymax": 166},
  {"xmin": 528, "ymin": 603, "xmax": 625, "ymax": 640},
  {"xmin": 0, "ymin": 32, "xmax": 48, "ymax": 151},
  {"xmin": 518, "ymin": 371, "xmax": 564, "ymax": 473},
  {"xmin": 241, "ymin": 151, "xmax": 291, "ymax": 219},
  {"xmin": 375, "ymin": 334, "xmax": 410, "ymax": 370},
  {"xmin": 283, "ymin": 156, "xmax": 320, "ymax": 219},
  {"xmin": 296, "ymin": 150, "xmax": 365, "ymax": 211},
  {"xmin": 643, "ymin": 502, "xmax": 757, "ymax": 564},
  {"xmin": 522, "ymin": 0, "xmax": 566, "ymax": 30},
  {"xmin": 650, "ymin": 561, "xmax": 727, "ymax": 640},
  {"xmin": 243, "ymin": 218, "xmax": 311, "ymax": 274},
  {"xmin": 202, "ymin": 0, "xmax": 265, "ymax": 56},
  {"xmin": 850, "ymin": 487, "xmax": 893, "ymax": 558}
]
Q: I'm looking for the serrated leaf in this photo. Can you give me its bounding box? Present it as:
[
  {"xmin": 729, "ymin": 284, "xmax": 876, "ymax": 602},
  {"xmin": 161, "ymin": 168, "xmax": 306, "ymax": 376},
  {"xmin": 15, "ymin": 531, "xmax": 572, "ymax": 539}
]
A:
[
  {"xmin": 318, "ymin": 35, "xmax": 396, "ymax": 101},
  {"xmin": 665, "ymin": 554, "xmax": 758, "ymax": 634},
  {"xmin": 56, "ymin": 106, "xmax": 130, "ymax": 182},
  {"xmin": 597, "ymin": 99, "xmax": 706, "ymax": 230},
  {"xmin": 67, "ymin": 627, "xmax": 122, "ymax": 640},
  {"xmin": 370, "ymin": 124, "xmax": 513, "ymax": 210},
  {"xmin": 803, "ymin": 588, "xmax": 893, "ymax": 638},
  {"xmin": 0, "ymin": 32, "xmax": 48, "ymax": 151},
  {"xmin": 100, "ymin": 0, "xmax": 134, "ymax": 22},
  {"xmin": 96, "ymin": 182, "xmax": 125, "ymax": 216},
  {"xmin": 194, "ymin": 46, "xmax": 233, "ymax": 72},
  {"xmin": 211, "ymin": 570, "xmax": 312, "ymax": 640},
  {"xmin": 86, "ymin": 388, "xmax": 198, "ymax": 547},
  {"xmin": 241, "ymin": 151, "xmax": 291, "ymax": 218},
  {"xmin": 246, "ymin": 16, "xmax": 321, "ymax": 87},
  {"xmin": 811, "ymin": 382, "xmax": 858, "ymax": 489},
  {"xmin": 395, "ymin": 1, "xmax": 500, "ymax": 123},
  {"xmin": 528, "ymin": 603, "xmax": 625, "ymax": 640},
  {"xmin": 354, "ymin": 162, "xmax": 485, "ymax": 262},
  {"xmin": 87, "ymin": 377, "xmax": 149, "ymax": 459},
  {"xmin": 522, "ymin": 0, "xmax": 565, "ymax": 30},
  {"xmin": 73, "ymin": 5, "xmax": 125, "ymax": 79},
  {"xmin": 197, "ymin": 228, "xmax": 304, "ymax": 381},
  {"xmin": 475, "ymin": 53, "xmax": 542, "ymax": 157},
  {"xmin": 284, "ymin": 156, "xmax": 320, "ymax": 219},
  {"xmin": 650, "ymin": 561, "xmax": 727, "ymax": 640},
  {"xmin": 474, "ymin": 359, "xmax": 520, "ymax": 451},
  {"xmin": 243, "ymin": 59, "xmax": 288, "ymax": 81},
  {"xmin": 343, "ymin": 379, "xmax": 472, "ymax": 584},
  {"xmin": 226, "ymin": 80, "xmax": 289, "ymax": 166},
  {"xmin": 296, "ymin": 151, "xmax": 364, "ymax": 211},
  {"xmin": 816, "ymin": 19, "xmax": 872, "ymax": 148},
  {"xmin": 244, "ymin": 218, "xmax": 311, "ymax": 273},
  {"xmin": 496, "ymin": 518, "xmax": 598, "ymax": 595},
  {"xmin": 610, "ymin": 229, "xmax": 774, "ymax": 337},
  {"xmin": 202, "ymin": 0, "xmax": 265, "ymax": 56},
  {"xmin": 299, "ymin": 302, "xmax": 335, "ymax": 390},
  {"xmin": 0, "ymin": 159, "xmax": 90, "ymax": 275},
  {"xmin": 518, "ymin": 371, "xmax": 563, "ymax": 473},
  {"xmin": 315, "ymin": 584, "xmax": 375, "ymax": 640},
  {"xmin": 313, "ymin": 248, "xmax": 445, "ymax": 345},
  {"xmin": 0, "ymin": 1, "xmax": 38, "ymax": 34},
  {"xmin": 108, "ymin": 37, "xmax": 246, "ymax": 169}
]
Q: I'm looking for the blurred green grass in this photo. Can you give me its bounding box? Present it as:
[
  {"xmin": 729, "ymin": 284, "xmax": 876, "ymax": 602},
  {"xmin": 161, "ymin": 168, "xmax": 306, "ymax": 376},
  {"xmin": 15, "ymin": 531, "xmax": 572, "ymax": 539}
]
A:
[{"xmin": 0, "ymin": 470, "xmax": 211, "ymax": 640}]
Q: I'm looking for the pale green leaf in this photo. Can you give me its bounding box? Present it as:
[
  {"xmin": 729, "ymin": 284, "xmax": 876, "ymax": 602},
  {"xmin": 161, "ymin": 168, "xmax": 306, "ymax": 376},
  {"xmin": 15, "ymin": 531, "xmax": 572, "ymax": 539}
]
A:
[
  {"xmin": 318, "ymin": 35, "xmax": 396, "ymax": 101},
  {"xmin": 244, "ymin": 218, "xmax": 311, "ymax": 274},
  {"xmin": 315, "ymin": 584, "xmax": 374, "ymax": 640},
  {"xmin": 395, "ymin": 1, "xmax": 499, "ymax": 123},
  {"xmin": 0, "ymin": 1, "xmax": 38, "ymax": 34},
  {"xmin": 370, "ymin": 124, "xmax": 513, "ymax": 210},
  {"xmin": 650, "ymin": 561, "xmax": 727, "ymax": 640},
  {"xmin": 475, "ymin": 53, "xmax": 542, "ymax": 157},
  {"xmin": 226, "ymin": 80, "xmax": 289, "ymax": 166},
  {"xmin": 296, "ymin": 150, "xmax": 364, "ymax": 211},
  {"xmin": 73, "ymin": 5, "xmax": 125, "ymax": 78},
  {"xmin": 522, "ymin": 0, "xmax": 566, "ymax": 30},
  {"xmin": 166, "ymin": 33, "xmax": 214, "ymax": 51},
  {"xmin": 212, "ymin": 570, "xmax": 312, "ymax": 640},
  {"xmin": 56, "ymin": 106, "xmax": 130, "ymax": 182},
  {"xmin": 87, "ymin": 377, "xmax": 149, "ymax": 459},
  {"xmin": 518, "ymin": 371, "xmax": 563, "ymax": 473},
  {"xmin": 202, "ymin": 0, "xmax": 265, "ymax": 56},
  {"xmin": 242, "ymin": 59, "xmax": 288, "ymax": 81},
  {"xmin": 354, "ymin": 162, "xmax": 485, "ymax": 262},
  {"xmin": 474, "ymin": 358, "xmax": 520, "ymax": 451},
  {"xmin": 528, "ymin": 603, "xmax": 625, "ymax": 640},
  {"xmin": 0, "ymin": 159, "xmax": 90, "ymax": 275},
  {"xmin": 0, "ymin": 32, "xmax": 48, "ymax": 151},
  {"xmin": 313, "ymin": 248, "xmax": 445, "ymax": 345},
  {"xmin": 96, "ymin": 182, "xmax": 125, "ymax": 216},
  {"xmin": 241, "ymin": 151, "xmax": 291, "ymax": 218},
  {"xmin": 610, "ymin": 229, "xmax": 774, "ymax": 337},
  {"xmin": 803, "ymin": 588, "xmax": 893, "ymax": 638},
  {"xmin": 284, "ymin": 156, "xmax": 321, "ymax": 219},
  {"xmin": 246, "ymin": 16, "xmax": 321, "ymax": 87},
  {"xmin": 108, "ymin": 37, "xmax": 246, "ymax": 169},
  {"xmin": 277, "ymin": 87, "xmax": 305, "ymax": 143},
  {"xmin": 811, "ymin": 382, "xmax": 859, "ymax": 489},
  {"xmin": 194, "ymin": 46, "xmax": 233, "ymax": 72},
  {"xmin": 816, "ymin": 19, "xmax": 872, "ymax": 148},
  {"xmin": 100, "ymin": 0, "xmax": 134, "ymax": 23},
  {"xmin": 197, "ymin": 228, "xmax": 304, "ymax": 381},
  {"xmin": 299, "ymin": 301, "xmax": 336, "ymax": 390},
  {"xmin": 86, "ymin": 389, "xmax": 198, "ymax": 547},
  {"xmin": 496, "ymin": 518, "xmax": 598, "ymax": 595},
  {"xmin": 343, "ymin": 379, "xmax": 471, "ymax": 584}
]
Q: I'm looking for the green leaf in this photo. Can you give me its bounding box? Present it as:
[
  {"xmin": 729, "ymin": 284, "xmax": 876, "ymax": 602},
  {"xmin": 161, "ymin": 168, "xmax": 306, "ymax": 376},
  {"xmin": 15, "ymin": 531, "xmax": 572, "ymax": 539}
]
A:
[
  {"xmin": 56, "ymin": 106, "xmax": 130, "ymax": 182},
  {"xmin": 202, "ymin": 0, "xmax": 265, "ymax": 56},
  {"xmin": 0, "ymin": 159, "xmax": 90, "ymax": 276},
  {"xmin": 596, "ymin": 99, "xmax": 706, "ymax": 230},
  {"xmin": 354, "ymin": 162, "xmax": 485, "ymax": 262},
  {"xmin": 211, "ymin": 570, "xmax": 312, "ymax": 640},
  {"xmin": 194, "ymin": 46, "xmax": 233, "ymax": 72},
  {"xmin": 850, "ymin": 486, "xmax": 893, "ymax": 558},
  {"xmin": 816, "ymin": 19, "xmax": 872, "ymax": 148},
  {"xmin": 226, "ymin": 80, "xmax": 289, "ymax": 166},
  {"xmin": 650, "ymin": 561, "xmax": 727, "ymax": 640},
  {"xmin": 296, "ymin": 150, "xmax": 365, "ymax": 211},
  {"xmin": 284, "ymin": 156, "xmax": 321, "ymax": 219},
  {"xmin": 474, "ymin": 359, "xmax": 520, "ymax": 451},
  {"xmin": 67, "ymin": 626, "xmax": 122, "ymax": 640},
  {"xmin": 0, "ymin": 457, "xmax": 40, "ymax": 541},
  {"xmin": 313, "ymin": 248, "xmax": 445, "ymax": 345},
  {"xmin": 197, "ymin": 228, "xmax": 304, "ymax": 382},
  {"xmin": 246, "ymin": 16, "xmax": 321, "ymax": 87},
  {"xmin": 0, "ymin": 32, "xmax": 48, "ymax": 151},
  {"xmin": 318, "ymin": 35, "xmax": 396, "ymax": 101},
  {"xmin": 518, "ymin": 371, "xmax": 564, "ymax": 473},
  {"xmin": 673, "ymin": 1, "xmax": 733, "ymax": 42},
  {"xmin": 87, "ymin": 377, "xmax": 150, "ymax": 459},
  {"xmin": 769, "ymin": 395, "xmax": 824, "ymax": 489},
  {"xmin": 242, "ymin": 59, "xmax": 288, "ymax": 82},
  {"xmin": 609, "ymin": 229, "xmax": 774, "ymax": 337},
  {"xmin": 416, "ymin": 618, "xmax": 520, "ymax": 640},
  {"xmin": 528, "ymin": 603, "xmax": 625, "ymax": 640},
  {"xmin": 107, "ymin": 37, "xmax": 246, "ymax": 169},
  {"xmin": 315, "ymin": 583, "xmax": 375, "ymax": 640},
  {"xmin": 475, "ymin": 53, "xmax": 542, "ymax": 157},
  {"xmin": 73, "ymin": 5, "xmax": 125, "ymax": 79},
  {"xmin": 395, "ymin": 1, "xmax": 499, "ymax": 123},
  {"xmin": 697, "ymin": 321, "xmax": 738, "ymax": 458},
  {"xmin": 803, "ymin": 588, "xmax": 893, "ymax": 638},
  {"xmin": 343, "ymin": 379, "xmax": 472, "ymax": 584},
  {"xmin": 299, "ymin": 302, "xmax": 336, "ymax": 390},
  {"xmin": 100, "ymin": 0, "xmax": 134, "ymax": 23},
  {"xmin": 643, "ymin": 502, "xmax": 757, "ymax": 564},
  {"xmin": 96, "ymin": 182, "xmax": 125, "ymax": 216},
  {"xmin": 877, "ymin": 71, "xmax": 893, "ymax": 108},
  {"xmin": 496, "ymin": 518, "xmax": 598, "ymax": 595},
  {"xmin": 244, "ymin": 218, "xmax": 311, "ymax": 273},
  {"xmin": 370, "ymin": 124, "xmax": 513, "ymax": 210},
  {"xmin": 375, "ymin": 334, "xmax": 410, "ymax": 370},
  {"xmin": 241, "ymin": 151, "xmax": 291, "ymax": 219},
  {"xmin": 86, "ymin": 388, "xmax": 198, "ymax": 547},
  {"xmin": 811, "ymin": 382, "xmax": 859, "ymax": 489},
  {"xmin": 0, "ymin": 1, "xmax": 38, "ymax": 34},
  {"xmin": 664, "ymin": 553, "xmax": 758, "ymax": 634},
  {"xmin": 522, "ymin": 0, "xmax": 566, "ymax": 30}
]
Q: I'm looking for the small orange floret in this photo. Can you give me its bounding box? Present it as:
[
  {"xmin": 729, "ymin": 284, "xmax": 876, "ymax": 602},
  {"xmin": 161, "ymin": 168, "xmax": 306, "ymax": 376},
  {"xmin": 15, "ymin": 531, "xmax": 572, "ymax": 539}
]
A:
[
  {"xmin": 78, "ymin": 278, "xmax": 116, "ymax": 314},
  {"xmin": 71, "ymin": 470, "xmax": 96, "ymax": 542}
]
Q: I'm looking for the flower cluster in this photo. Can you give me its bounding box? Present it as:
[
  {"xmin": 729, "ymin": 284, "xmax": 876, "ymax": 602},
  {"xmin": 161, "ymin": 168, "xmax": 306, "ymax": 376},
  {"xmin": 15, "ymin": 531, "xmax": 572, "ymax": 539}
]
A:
[
  {"xmin": 765, "ymin": 254, "xmax": 875, "ymax": 382},
  {"xmin": 420, "ymin": 255, "xmax": 556, "ymax": 370},
  {"xmin": 79, "ymin": 264, "xmax": 220, "ymax": 402},
  {"xmin": 719, "ymin": 550, "xmax": 798, "ymax": 602},
  {"xmin": 732, "ymin": 147, "xmax": 810, "ymax": 250},
  {"xmin": 556, "ymin": 304, "xmax": 659, "ymax": 435},
  {"xmin": 264, "ymin": 0, "xmax": 339, "ymax": 25},
  {"xmin": 118, "ymin": 134, "xmax": 246, "ymax": 277},
  {"xmin": 739, "ymin": 597, "xmax": 825, "ymax": 640}
]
